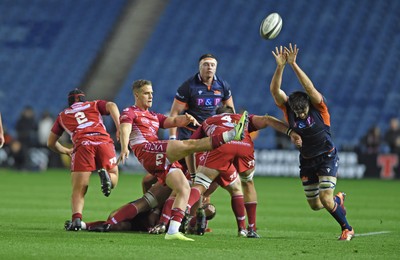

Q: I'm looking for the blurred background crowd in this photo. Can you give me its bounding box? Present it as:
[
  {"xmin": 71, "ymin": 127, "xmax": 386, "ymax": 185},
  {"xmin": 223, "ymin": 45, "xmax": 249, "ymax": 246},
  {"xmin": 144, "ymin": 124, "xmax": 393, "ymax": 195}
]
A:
[{"xmin": 0, "ymin": 0, "xmax": 399, "ymax": 171}]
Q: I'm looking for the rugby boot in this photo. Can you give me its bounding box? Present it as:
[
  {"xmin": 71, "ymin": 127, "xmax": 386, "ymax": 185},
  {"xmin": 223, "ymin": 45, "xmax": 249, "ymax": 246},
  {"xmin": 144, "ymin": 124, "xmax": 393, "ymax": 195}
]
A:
[
  {"xmin": 64, "ymin": 218, "xmax": 81, "ymax": 231},
  {"xmin": 338, "ymin": 228, "xmax": 355, "ymax": 241},
  {"xmin": 98, "ymin": 168, "xmax": 112, "ymax": 197},
  {"xmin": 195, "ymin": 208, "xmax": 206, "ymax": 236},
  {"xmin": 233, "ymin": 111, "xmax": 248, "ymax": 141},
  {"xmin": 165, "ymin": 232, "xmax": 194, "ymax": 241}
]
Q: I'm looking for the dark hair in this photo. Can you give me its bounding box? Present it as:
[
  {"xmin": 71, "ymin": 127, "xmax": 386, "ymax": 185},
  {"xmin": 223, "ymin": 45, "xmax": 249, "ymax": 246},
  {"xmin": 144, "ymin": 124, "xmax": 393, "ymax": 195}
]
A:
[
  {"xmin": 198, "ymin": 53, "xmax": 217, "ymax": 62},
  {"xmin": 132, "ymin": 79, "xmax": 152, "ymax": 93},
  {"xmin": 288, "ymin": 91, "xmax": 310, "ymax": 111},
  {"xmin": 67, "ymin": 89, "xmax": 86, "ymax": 106},
  {"xmin": 216, "ymin": 104, "xmax": 234, "ymax": 114},
  {"xmin": 202, "ymin": 203, "xmax": 216, "ymax": 221}
]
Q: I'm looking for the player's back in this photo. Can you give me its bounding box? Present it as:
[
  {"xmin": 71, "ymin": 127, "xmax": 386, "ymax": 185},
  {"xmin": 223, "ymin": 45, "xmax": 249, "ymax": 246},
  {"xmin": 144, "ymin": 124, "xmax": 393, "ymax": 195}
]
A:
[{"xmin": 59, "ymin": 101, "xmax": 109, "ymax": 140}]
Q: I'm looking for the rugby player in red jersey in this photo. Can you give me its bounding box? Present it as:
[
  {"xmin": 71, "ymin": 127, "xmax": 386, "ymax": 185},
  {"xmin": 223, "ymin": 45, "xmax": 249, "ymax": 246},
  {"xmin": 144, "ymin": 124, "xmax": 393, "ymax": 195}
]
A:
[
  {"xmin": 47, "ymin": 89, "xmax": 120, "ymax": 231},
  {"xmin": 94, "ymin": 79, "xmax": 247, "ymax": 241},
  {"xmin": 183, "ymin": 105, "xmax": 301, "ymax": 238}
]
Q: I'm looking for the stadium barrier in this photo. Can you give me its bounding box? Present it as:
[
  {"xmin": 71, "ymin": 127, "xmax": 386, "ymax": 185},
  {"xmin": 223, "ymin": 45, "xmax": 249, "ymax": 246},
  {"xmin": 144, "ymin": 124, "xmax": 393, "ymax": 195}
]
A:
[{"xmin": 1, "ymin": 148, "xmax": 398, "ymax": 179}]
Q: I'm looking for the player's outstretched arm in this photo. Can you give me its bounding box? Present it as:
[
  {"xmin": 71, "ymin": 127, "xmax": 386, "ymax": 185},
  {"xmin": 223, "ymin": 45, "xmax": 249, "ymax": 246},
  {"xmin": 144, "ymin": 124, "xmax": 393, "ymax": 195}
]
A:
[
  {"xmin": 285, "ymin": 43, "xmax": 322, "ymax": 104},
  {"xmin": 270, "ymin": 46, "xmax": 288, "ymax": 106},
  {"xmin": 164, "ymin": 113, "xmax": 199, "ymax": 128},
  {"xmin": 106, "ymin": 101, "xmax": 121, "ymax": 141},
  {"xmin": 117, "ymin": 123, "xmax": 132, "ymax": 165},
  {"xmin": 168, "ymin": 99, "xmax": 186, "ymax": 139}
]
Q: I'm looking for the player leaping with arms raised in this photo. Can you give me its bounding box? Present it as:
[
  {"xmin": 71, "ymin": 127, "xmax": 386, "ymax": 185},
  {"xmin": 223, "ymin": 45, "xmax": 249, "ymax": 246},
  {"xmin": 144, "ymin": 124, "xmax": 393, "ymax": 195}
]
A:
[{"xmin": 270, "ymin": 43, "xmax": 354, "ymax": 241}]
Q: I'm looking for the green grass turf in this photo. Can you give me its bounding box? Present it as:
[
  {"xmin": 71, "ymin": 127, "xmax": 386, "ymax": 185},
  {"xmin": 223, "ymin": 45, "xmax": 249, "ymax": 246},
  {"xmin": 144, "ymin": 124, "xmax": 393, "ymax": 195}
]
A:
[{"xmin": 1, "ymin": 168, "xmax": 399, "ymax": 259}]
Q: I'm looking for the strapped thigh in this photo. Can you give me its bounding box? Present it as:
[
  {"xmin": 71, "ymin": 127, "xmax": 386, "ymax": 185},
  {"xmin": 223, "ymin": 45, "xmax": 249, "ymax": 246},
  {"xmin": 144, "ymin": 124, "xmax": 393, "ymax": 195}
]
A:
[
  {"xmin": 239, "ymin": 169, "xmax": 255, "ymax": 183},
  {"xmin": 303, "ymin": 183, "xmax": 320, "ymax": 200},
  {"xmin": 143, "ymin": 190, "xmax": 158, "ymax": 208},
  {"xmin": 319, "ymin": 176, "xmax": 337, "ymax": 191},
  {"xmin": 194, "ymin": 172, "xmax": 213, "ymax": 190}
]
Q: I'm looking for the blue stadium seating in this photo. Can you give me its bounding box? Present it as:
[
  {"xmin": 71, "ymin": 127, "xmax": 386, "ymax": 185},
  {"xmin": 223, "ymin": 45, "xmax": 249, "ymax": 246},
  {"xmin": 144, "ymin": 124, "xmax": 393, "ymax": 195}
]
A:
[
  {"xmin": 115, "ymin": 0, "xmax": 400, "ymax": 149},
  {"xmin": 0, "ymin": 0, "xmax": 127, "ymax": 135},
  {"xmin": 1, "ymin": 0, "xmax": 399, "ymax": 150}
]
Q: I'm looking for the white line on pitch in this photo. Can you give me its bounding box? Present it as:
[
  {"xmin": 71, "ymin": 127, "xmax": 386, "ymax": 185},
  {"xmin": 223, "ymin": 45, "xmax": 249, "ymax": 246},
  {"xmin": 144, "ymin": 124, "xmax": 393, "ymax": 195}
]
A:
[{"xmin": 354, "ymin": 231, "xmax": 391, "ymax": 237}]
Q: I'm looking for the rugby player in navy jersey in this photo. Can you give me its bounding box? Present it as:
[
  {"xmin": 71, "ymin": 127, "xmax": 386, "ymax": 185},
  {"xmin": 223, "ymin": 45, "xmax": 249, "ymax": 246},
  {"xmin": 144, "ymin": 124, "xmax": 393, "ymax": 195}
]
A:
[
  {"xmin": 169, "ymin": 53, "xmax": 235, "ymax": 141},
  {"xmin": 159, "ymin": 54, "xmax": 236, "ymax": 232},
  {"xmin": 270, "ymin": 43, "xmax": 354, "ymax": 241}
]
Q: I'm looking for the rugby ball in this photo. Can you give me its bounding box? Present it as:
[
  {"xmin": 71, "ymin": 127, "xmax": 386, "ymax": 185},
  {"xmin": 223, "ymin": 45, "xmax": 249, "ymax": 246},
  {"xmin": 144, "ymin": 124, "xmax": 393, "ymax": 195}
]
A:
[{"xmin": 259, "ymin": 13, "xmax": 283, "ymax": 40}]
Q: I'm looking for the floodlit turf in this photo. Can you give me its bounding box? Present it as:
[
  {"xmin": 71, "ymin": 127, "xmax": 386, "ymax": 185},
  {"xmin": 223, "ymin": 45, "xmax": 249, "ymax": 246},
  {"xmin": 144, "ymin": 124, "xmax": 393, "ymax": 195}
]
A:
[{"xmin": 1, "ymin": 168, "xmax": 399, "ymax": 259}]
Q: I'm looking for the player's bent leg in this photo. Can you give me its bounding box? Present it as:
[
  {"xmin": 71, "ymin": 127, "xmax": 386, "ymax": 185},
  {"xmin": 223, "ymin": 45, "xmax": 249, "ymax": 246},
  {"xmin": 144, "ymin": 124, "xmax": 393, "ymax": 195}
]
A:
[
  {"xmin": 165, "ymin": 112, "xmax": 248, "ymax": 163},
  {"xmin": 108, "ymin": 166, "xmax": 119, "ymax": 188},
  {"xmin": 165, "ymin": 169, "xmax": 190, "ymax": 212},
  {"xmin": 165, "ymin": 169, "xmax": 190, "ymax": 235},
  {"xmin": 335, "ymin": 191, "xmax": 347, "ymax": 216},
  {"xmin": 318, "ymin": 176, "xmax": 336, "ymax": 210},
  {"xmin": 240, "ymin": 169, "xmax": 258, "ymax": 233},
  {"xmin": 233, "ymin": 110, "xmax": 248, "ymax": 141},
  {"xmin": 70, "ymin": 171, "xmax": 90, "ymax": 225},
  {"xmin": 319, "ymin": 176, "xmax": 354, "ymax": 240},
  {"xmin": 224, "ymin": 179, "xmax": 247, "ymax": 236},
  {"xmin": 303, "ymin": 182, "xmax": 324, "ymax": 210},
  {"xmin": 141, "ymin": 173, "xmax": 157, "ymax": 193}
]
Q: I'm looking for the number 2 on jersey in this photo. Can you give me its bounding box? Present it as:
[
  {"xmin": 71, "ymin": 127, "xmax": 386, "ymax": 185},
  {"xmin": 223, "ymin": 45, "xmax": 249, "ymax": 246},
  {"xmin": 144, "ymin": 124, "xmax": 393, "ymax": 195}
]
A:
[{"xmin": 75, "ymin": 111, "xmax": 88, "ymax": 125}]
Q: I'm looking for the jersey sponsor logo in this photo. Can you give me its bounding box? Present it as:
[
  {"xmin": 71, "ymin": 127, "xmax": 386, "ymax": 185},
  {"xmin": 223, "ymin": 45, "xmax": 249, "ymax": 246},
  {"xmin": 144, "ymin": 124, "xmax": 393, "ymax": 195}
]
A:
[
  {"xmin": 196, "ymin": 97, "xmax": 222, "ymax": 107},
  {"xmin": 296, "ymin": 115, "xmax": 315, "ymax": 129},
  {"xmin": 144, "ymin": 142, "xmax": 164, "ymax": 152}
]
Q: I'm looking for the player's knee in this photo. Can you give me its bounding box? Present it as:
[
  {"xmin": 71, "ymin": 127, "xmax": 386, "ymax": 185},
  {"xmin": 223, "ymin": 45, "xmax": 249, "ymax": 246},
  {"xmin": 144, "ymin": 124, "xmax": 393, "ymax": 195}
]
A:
[
  {"xmin": 306, "ymin": 198, "xmax": 324, "ymax": 211},
  {"xmin": 309, "ymin": 203, "xmax": 323, "ymax": 211},
  {"xmin": 194, "ymin": 172, "xmax": 213, "ymax": 190}
]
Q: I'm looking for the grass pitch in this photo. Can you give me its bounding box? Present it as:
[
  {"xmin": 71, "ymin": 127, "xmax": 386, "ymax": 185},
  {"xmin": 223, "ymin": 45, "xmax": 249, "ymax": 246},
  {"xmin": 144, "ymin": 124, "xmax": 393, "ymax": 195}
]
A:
[{"xmin": 1, "ymin": 168, "xmax": 399, "ymax": 259}]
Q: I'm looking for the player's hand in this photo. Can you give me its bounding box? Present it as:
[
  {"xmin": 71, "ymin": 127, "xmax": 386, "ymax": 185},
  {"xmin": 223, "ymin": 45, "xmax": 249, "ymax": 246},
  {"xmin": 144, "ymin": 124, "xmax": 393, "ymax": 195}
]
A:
[
  {"xmin": 185, "ymin": 113, "xmax": 199, "ymax": 126},
  {"xmin": 272, "ymin": 45, "xmax": 287, "ymax": 66},
  {"xmin": 65, "ymin": 148, "xmax": 73, "ymax": 157},
  {"xmin": 284, "ymin": 43, "xmax": 298, "ymax": 65},
  {"xmin": 115, "ymin": 129, "xmax": 120, "ymax": 142},
  {"xmin": 290, "ymin": 132, "xmax": 302, "ymax": 148},
  {"xmin": 117, "ymin": 148, "xmax": 130, "ymax": 165}
]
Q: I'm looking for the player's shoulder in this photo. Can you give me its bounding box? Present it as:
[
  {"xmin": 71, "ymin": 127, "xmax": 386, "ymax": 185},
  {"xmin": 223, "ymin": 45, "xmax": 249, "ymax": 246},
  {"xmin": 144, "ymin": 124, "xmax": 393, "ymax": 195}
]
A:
[
  {"xmin": 214, "ymin": 74, "xmax": 229, "ymax": 86},
  {"xmin": 179, "ymin": 73, "xmax": 198, "ymax": 87}
]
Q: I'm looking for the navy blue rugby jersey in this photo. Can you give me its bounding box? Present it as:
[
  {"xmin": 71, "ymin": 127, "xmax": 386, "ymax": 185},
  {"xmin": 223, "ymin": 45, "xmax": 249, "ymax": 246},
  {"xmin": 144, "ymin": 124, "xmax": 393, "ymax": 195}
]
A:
[
  {"xmin": 279, "ymin": 97, "xmax": 335, "ymax": 158},
  {"xmin": 174, "ymin": 73, "xmax": 232, "ymax": 132}
]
